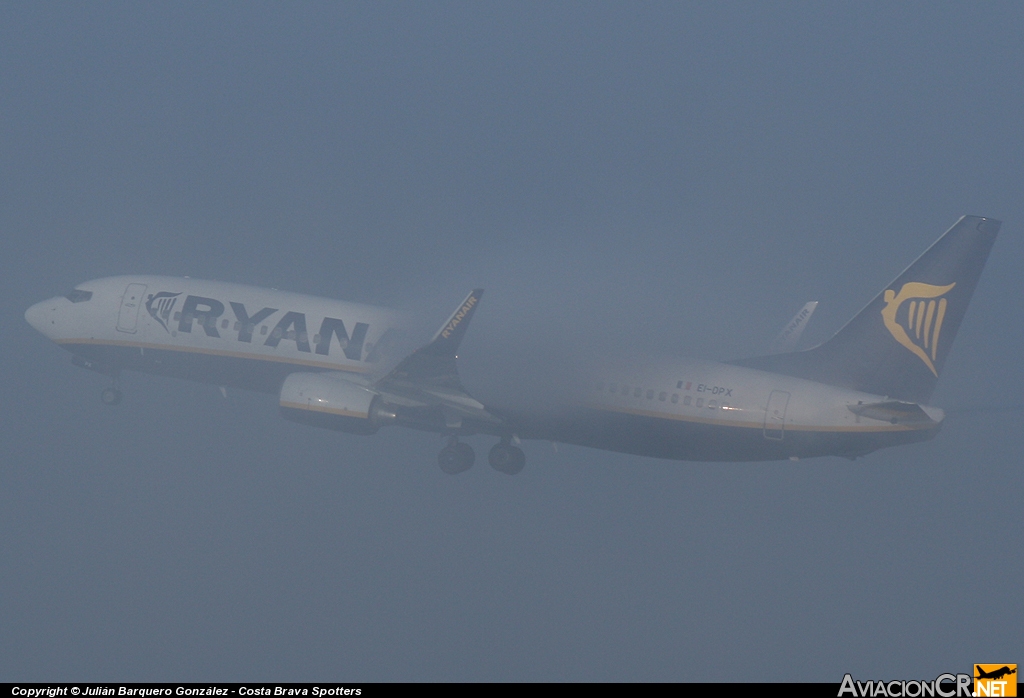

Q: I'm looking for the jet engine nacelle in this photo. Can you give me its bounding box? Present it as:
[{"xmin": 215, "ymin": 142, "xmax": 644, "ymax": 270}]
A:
[{"xmin": 279, "ymin": 372, "xmax": 395, "ymax": 435}]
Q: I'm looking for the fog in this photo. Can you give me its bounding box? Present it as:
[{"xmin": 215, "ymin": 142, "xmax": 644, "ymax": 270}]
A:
[{"xmin": 2, "ymin": 2, "xmax": 1021, "ymax": 681}]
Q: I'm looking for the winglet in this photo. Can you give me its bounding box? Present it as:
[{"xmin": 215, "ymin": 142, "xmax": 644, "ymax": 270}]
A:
[
  {"xmin": 377, "ymin": 289, "xmax": 484, "ymax": 389},
  {"xmin": 423, "ymin": 289, "xmax": 484, "ymax": 356},
  {"xmin": 770, "ymin": 301, "xmax": 818, "ymax": 353}
]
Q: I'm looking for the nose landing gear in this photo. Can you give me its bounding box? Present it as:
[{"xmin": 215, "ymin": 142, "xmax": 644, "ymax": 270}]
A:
[
  {"xmin": 101, "ymin": 373, "xmax": 123, "ymax": 406},
  {"xmin": 489, "ymin": 439, "xmax": 525, "ymax": 475},
  {"xmin": 438, "ymin": 436, "xmax": 475, "ymax": 475},
  {"xmin": 101, "ymin": 387, "xmax": 123, "ymax": 405}
]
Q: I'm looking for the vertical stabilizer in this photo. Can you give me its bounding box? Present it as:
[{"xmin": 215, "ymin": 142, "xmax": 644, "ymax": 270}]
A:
[{"xmin": 732, "ymin": 216, "xmax": 1000, "ymax": 402}]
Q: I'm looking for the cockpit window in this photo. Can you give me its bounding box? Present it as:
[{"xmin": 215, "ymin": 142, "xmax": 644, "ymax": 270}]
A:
[{"xmin": 64, "ymin": 289, "xmax": 93, "ymax": 303}]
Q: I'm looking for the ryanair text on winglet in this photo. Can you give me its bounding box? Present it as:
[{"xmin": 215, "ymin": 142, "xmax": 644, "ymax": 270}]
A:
[
  {"xmin": 838, "ymin": 673, "xmax": 972, "ymax": 698},
  {"xmin": 441, "ymin": 295, "xmax": 478, "ymax": 340}
]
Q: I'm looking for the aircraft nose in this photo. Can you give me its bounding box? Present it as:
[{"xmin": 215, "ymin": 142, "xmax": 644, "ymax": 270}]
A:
[{"xmin": 25, "ymin": 299, "xmax": 57, "ymax": 336}]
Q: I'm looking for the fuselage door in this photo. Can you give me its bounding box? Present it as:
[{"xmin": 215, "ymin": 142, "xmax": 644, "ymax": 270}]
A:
[
  {"xmin": 116, "ymin": 283, "xmax": 147, "ymax": 333},
  {"xmin": 763, "ymin": 390, "xmax": 790, "ymax": 440}
]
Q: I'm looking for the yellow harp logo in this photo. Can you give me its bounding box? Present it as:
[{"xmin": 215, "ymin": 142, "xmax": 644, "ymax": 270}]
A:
[{"xmin": 881, "ymin": 282, "xmax": 955, "ymax": 376}]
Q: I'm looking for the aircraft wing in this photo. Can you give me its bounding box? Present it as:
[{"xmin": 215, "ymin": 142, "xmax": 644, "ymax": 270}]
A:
[{"xmin": 372, "ymin": 289, "xmax": 505, "ymax": 430}]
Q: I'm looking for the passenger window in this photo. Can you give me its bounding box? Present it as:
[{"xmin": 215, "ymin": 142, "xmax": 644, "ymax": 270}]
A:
[
  {"xmin": 234, "ymin": 321, "xmax": 241, "ymax": 331},
  {"xmin": 684, "ymin": 395, "xmax": 692, "ymax": 406},
  {"xmin": 221, "ymin": 319, "xmax": 229, "ymax": 329},
  {"xmin": 659, "ymin": 392, "xmax": 667, "ymax": 401},
  {"xmin": 677, "ymin": 380, "xmax": 683, "ymax": 389},
  {"xmin": 708, "ymin": 400, "xmax": 717, "ymax": 409},
  {"xmin": 671, "ymin": 394, "xmax": 678, "ymax": 404},
  {"xmin": 696, "ymin": 398, "xmax": 704, "ymax": 408},
  {"xmin": 285, "ymin": 330, "xmax": 296, "ymax": 340},
  {"xmin": 261, "ymin": 326, "xmax": 269, "ymax": 335}
]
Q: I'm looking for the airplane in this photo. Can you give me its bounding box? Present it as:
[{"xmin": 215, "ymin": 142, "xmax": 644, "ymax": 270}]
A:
[
  {"xmin": 975, "ymin": 666, "xmax": 1016, "ymax": 681},
  {"xmin": 25, "ymin": 215, "xmax": 999, "ymax": 475}
]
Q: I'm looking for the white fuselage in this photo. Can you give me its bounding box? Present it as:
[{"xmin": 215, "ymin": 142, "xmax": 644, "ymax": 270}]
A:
[
  {"xmin": 588, "ymin": 357, "xmax": 942, "ymax": 437},
  {"xmin": 27, "ymin": 276, "xmax": 944, "ymax": 462},
  {"xmin": 542, "ymin": 357, "xmax": 944, "ymax": 460},
  {"xmin": 25, "ymin": 276, "xmax": 409, "ymax": 391}
]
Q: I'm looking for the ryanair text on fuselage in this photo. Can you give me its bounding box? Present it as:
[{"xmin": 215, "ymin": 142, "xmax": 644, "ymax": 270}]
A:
[{"xmin": 146, "ymin": 291, "xmax": 374, "ymax": 361}]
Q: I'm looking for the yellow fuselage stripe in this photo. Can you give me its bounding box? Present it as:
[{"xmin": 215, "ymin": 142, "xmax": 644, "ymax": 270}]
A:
[
  {"xmin": 280, "ymin": 401, "xmax": 369, "ymax": 419},
  {"xmin": 588, "ymin": 403, "xmax": 934, "ymax": 433},
  {"xmin": 57, "ymin": 338, "xmax": 368, "ymax": 373}
]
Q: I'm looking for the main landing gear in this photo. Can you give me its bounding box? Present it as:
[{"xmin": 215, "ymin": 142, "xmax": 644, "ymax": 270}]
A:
[
  {"xmin": 488, "ymin": 439, "xmax": 525, "ymax": 475},
  {"xmin": 437, "ymin": 437, "xmax": 528, "ymax": 475},
  {"xmin": 438, "ymin": 436, "xmax": 475, "ymax": 475}
]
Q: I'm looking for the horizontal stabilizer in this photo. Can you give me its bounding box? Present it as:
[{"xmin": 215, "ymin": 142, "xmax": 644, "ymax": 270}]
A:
[{"xmin": 847, "ymin": 400, "xmax": 942, "ymax": 425}]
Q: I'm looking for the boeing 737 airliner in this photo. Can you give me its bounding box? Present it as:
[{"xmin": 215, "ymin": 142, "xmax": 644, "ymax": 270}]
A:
[{"xmin": 25, "ymin": 215, "xmax": 999, "ymax": 475}]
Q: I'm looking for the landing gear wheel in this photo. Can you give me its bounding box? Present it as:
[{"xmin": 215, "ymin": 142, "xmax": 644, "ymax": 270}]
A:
[
  {"xmin": 101, "ymin": 387, "xmax": 123, "ymax": 406},
  {"xmin": 489, "ymin": 442, "xmax": 526, "ymax": 475},
  {"xmin": 438, "ymin": 440, "xmax": 475, "ymax": 475}
]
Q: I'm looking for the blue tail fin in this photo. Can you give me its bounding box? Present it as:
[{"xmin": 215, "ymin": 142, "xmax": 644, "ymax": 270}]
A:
[{"xmin": 733, "ymin": 216, "xmax": 1000, "ymax": 402}]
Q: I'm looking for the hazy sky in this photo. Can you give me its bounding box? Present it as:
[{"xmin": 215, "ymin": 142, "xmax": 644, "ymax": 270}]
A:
[{"xmin": 2, "ymin": 2, "xmax": 1021, "ymax": 681}]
